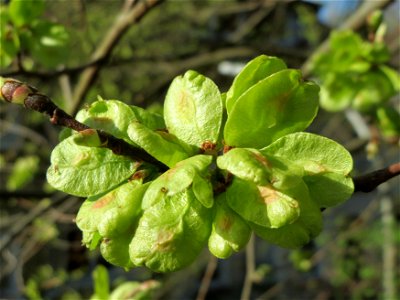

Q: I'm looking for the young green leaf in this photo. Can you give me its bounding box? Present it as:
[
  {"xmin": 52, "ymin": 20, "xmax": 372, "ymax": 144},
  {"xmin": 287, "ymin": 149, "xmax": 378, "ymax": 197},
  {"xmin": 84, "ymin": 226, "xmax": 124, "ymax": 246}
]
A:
[
  {"xmin": 262, "ymin": 132, "xmax": 354, "ymax": 207},
  {"xmin": 304, "ymin": 173, "xmax": 354, "ymax": 207},
  {"xmin": 129, "ymin": 189, "xmax": 212, "ymax": 272},
  {"xmin": 127, "ymin": 122, "xmax": 196, "ymax": 168},
  {"xmin": 91, "ymin": 265, "xmax": 110, "ymax": 300},
  {"xmin": 47, "ymin": 132, "xmax": 138, "ymax": 197},
  {"xmin": 76, "ymin": 99, "xmax": 165, "ymax": 146},
  {"xmin": 208, "ymin": 193, "xmax": 251, "ymax": 259},
  {"xmin": 226, "ymin": 55, "xmax": 287, "ymax": 113},
  {"xmin": 76, "ymin": 180, "xmax": 147, "ymax": 239},
  {"xmin": 319, "ymin": 73, "xmax": 358, "ymax": 112},
  {"xmin": 250, "ymin": 184, "xmax": 322, "ymax": 248},
  {"xmin": 100, "ymin": 233, "xmax": 135, "ymax": 269},
  {"xmin": 141, "ymin": 155, "xmax": 213, "ymax": 209},
  {"xmin": 8, "ymin": 0, "xmax": 45, "ymax": 26},
  {"xmin": 376, "ymin": 106, "xmax": 400, "ymax": 139},
  {"xmin": 217, "ymin": 148, "xmax": 272, "ymax": 185},
  {"xmin": 352, "ymin": 71, "xmax": 396, "ymax": 112},
  {"xmin": 224, "ymin": 69, "xmax": 319, "ymax": 148},
  {"xmin": 226, "ymin": 178, "xmax": 301, "ymax": 229},
  {"xmin": 164, "ymin": 70, "xmax": 223, "ymax": 147},
  {"xmin": 262, "ymin": 132, "xmax": 353, "ymax": 174},
  {"xmin": 29, "ymin": 21, "xmax": 70, "ymax": 68}
]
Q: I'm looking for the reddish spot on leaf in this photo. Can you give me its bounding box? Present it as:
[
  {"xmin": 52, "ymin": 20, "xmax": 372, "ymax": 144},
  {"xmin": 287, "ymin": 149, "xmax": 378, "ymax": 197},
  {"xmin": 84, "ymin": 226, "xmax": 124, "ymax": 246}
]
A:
[
  {"xmin": 251, "ymin": 152, "xmax": 271, "ymax": 168},
  {"xmin": 92, "ymin": 193, "xmax": 115, "ymax": 209},
  {"xmin": 156, "ymin": 229, "xmax": 174, "ymax": 251},
  {"xmin": 257, "ymin": 186, "xmax": 277, "ymax": 204},
  {"xmin": 220, "ymin": 215, "xmax": 233, "ymax": 231}
]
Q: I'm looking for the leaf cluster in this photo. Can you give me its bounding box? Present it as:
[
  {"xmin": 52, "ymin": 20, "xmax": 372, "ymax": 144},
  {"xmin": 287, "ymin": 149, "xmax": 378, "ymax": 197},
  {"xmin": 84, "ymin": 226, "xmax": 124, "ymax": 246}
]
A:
[
  {"xmin": 310, "ymin": 27, "xmax": 400, "ymax": 140},
  {"xmin": 0, "ymin": 0, "xmax": 70, "ymax": 69},
  {"xmin": 46, "ymin": 55, "xmax": 354, "ymax": 272}
]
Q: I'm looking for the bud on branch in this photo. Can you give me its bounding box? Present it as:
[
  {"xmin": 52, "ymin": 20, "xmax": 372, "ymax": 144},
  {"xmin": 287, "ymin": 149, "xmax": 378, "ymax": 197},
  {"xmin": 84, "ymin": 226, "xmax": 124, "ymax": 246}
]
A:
[{"xmin": 0, "ymin": 77, "xmax": 168, "ymax": 170}]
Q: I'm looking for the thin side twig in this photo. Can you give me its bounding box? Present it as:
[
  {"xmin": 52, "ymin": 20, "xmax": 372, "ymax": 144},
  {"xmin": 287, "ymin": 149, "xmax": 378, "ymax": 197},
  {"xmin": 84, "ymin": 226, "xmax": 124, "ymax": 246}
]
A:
[
  {"xmin": 241, "ymin": 234, "xmax": 256, "ymax": 300},
  {"xmin": 71, "ymin": 0, "xmax": 164, "ymax": 115},
  {"xmin": 196, "ymin": 255, "xmax": 218, "ymax": 300},
  {"xmin": 353, "ymin": 162, "xmax": 400, "ymax": 193},
  {"xmin": 0, "ymin": 78, "xmax": 168, "ymax": 170}
]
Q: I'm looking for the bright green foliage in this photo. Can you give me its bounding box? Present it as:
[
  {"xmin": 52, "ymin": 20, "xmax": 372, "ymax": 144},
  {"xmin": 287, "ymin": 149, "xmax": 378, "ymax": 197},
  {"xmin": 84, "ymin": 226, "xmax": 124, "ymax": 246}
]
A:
[
  {"xmin": 310, "ymin": 30, "xmax": 400, "ymax": 139},
  {"xmin": 142, "ymin": 155, "xmax": 213, "ymax": 209},
  {"xmin": 127, "ymin": 122, "xmax": 196, "ymax": 168},
  {"xmin": 208, "ymin": 193, "xmax": 251, "ymax": 259},
  {"xmin": 47, "ymin": 55, "xmax": 355, "ymax": 272},
  {"xmin": 0, "ymin": 0, "xmax": 69, "ymax": 68},
  {"xmin": 262, "ymin": 132, "xmax": 353, "ymax": 207},
  {"xmin": 224, "ymin": 69, "xmax": 319, "ymax": 148},
  {"xmin": 217, "ymin": 148, "xmax": 272, "ymax": 185},
  {"xmin": 225, "ymin": 55, "xmax": 287, "ymax": 113},
  {"xmin": 129, "ymin": 188, "xmax": 212, "ymax": 272},
  {"xmin": 164, "ymin": 70, "xmax": 223, "ymax": 147},
  {"xmin": 91, "ymin": 265, "xmax": 109, "ymax": 300},
  {"xmin": 6, "ymin": 155, "xmax": 40, "ymax": 191},
  {"xmin": 47, "ymin": 130, "xmax": 138, "ymax": 197},
  {"xmin": 76, "ymin": 98, "xmax": 165, "ymax": 146},
  {"xmin": 90, "ymin": 265, "xmax": 160, "ymax": 300}
]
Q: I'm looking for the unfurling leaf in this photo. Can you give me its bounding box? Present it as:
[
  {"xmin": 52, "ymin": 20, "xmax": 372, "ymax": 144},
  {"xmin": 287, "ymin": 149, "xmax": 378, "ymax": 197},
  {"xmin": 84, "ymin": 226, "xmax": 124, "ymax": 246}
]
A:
[
  {"xmin": 224, "ymin": 69, "xmax": 319, "ymax": 148},
  {"xmin": 47, "ymin": 132, "xmax": 138, "ymax": 197},
  {"xmin": 164, "ymin": 70, "xmax": 223, "ymax": 147}
]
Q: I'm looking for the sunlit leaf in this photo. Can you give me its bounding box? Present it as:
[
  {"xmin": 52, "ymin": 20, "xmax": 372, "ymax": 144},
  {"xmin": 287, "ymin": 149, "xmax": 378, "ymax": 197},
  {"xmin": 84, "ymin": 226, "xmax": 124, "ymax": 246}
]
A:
[{"xmin": 164, "ymin": 70, "xmax": 223, "ymax": 147}]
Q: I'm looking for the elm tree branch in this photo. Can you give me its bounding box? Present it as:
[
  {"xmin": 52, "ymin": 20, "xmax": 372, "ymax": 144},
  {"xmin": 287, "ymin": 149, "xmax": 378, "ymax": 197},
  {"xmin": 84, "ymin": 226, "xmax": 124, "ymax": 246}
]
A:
[
  {"xmin": 353, "ymin": 162, "xmax": 400, "ymax": 193},
  {"xmin": 0, "ymin": 77, "xmax": 168, "ymax": 170},
  {"xmin": 71, "ymin": 0, "xmax": 164, "ymax": 116}
]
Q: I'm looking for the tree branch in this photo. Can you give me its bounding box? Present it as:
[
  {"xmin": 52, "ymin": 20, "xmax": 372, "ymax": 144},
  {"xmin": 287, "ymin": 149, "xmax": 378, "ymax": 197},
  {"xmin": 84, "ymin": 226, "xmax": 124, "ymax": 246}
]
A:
[
  {"xmin": 70, "ymin": 0, "xmax": 164, "ymax": 115},
  {"xmin": 0, "ymin": 77, "xmax": 168, "ymax": 171},
  {"xmin": 353, "ymin": 162, "xmax": 400, "ymax": 193}
]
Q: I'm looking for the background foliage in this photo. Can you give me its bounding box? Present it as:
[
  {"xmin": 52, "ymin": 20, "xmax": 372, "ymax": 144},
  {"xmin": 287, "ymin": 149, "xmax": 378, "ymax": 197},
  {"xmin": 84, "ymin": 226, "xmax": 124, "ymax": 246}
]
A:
[{"xmin": 0, "ymin": 0, "xmax": 399, "ymax": 299}]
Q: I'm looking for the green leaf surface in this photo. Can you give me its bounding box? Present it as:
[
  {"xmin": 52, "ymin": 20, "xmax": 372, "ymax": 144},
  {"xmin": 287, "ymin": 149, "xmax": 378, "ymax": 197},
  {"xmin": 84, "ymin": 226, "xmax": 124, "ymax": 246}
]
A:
[
  {"xmin": 217, "ymin": 148, "xmax": 272, "ymax": 185},
  {"xmin": 192, "ymin": 173, "xmax": 214, "ymax": 208},
  {"xmin": 76, "ymin": 180, "xmax": 147, "ymax": 238},
  {"xmin": 109, "ymin": 282, "xmax": 139, "ymax": 300},
  {"xmin": 379, "ymin": 65, "xmax": 400, "ymax": 92},
  {"xmin": 352, "ymin": 71, "xmax": 396, "ymax": 112},
  {"xmin": 164, "ymin": 70, "xmax": 223, "ymax": 147},
  {"xmin": 129, "ymin": 189, "xmax": 212, "ymax": 272},
  {"xmin": 47, "ymin": 132, "xmax": 138, "ymax": 197},
  {"xmin": 226, "ymin": 178, "xmax": 301, "ymax": 228},
  {"xmin": 304, "ymin": 173, "xmax": 354, "ymax": 207},
  {"xmin": 109, "ymin": 281, "xmax": 160, "ymax": 300},
  {"xmin": 142, "ymin": 155, "xmax": 213, "ymax": 209},
  {"xmin": 6, "ymin": 155, "xmax": 39, "ymax": 191},
  {"xmin": 100, "ymin": 233, "xmax": 135, "ymax": 269},
  {"xmin": 77, "ymin": 99, "xmax": 165, "ymax": 146},
  {"xmin": 226, "ymin": 55, "xmax": 287, "ymax": 113},
  {"xmin": 224, "ymin": 69, "xmax": 319, "ymax": 148},
  {"xmin": 127, "ymin": 122, "xmax": 196, "ymax": 168},
  {"xmin": 0, "ymin": 11, "xmax": 20, "ymax": 68},
  {"xmin": 376, "ymin": 106, "xmax": 400, "ymax": 138},
  {"xmin": 8, "ymin": 0, "xmax": 45, "ymax": 26},
  {"xmin": 91, "ymin": 265, "xmax": 110, "ymax": 300},
  {"xmin": 250, "ymin": 185, "xmax": 322, "ymax": 248},
  {"xmin": 262, "ymin": 132, "xmax": 353, "ymax": 175},
  {"xmin": 208, "ymin": 193, "xmax": 251, "ymax": 259},
  {"xmin": 262, "ymin": 132, "xmax": 354, "ymax": 207},
  {"xmin": 319, "ymin": 73, "xmax": 357, "ymax": 112},
  {"xmin": 30, "ymin": 21, "xmax": 70, "ymax": 68}
]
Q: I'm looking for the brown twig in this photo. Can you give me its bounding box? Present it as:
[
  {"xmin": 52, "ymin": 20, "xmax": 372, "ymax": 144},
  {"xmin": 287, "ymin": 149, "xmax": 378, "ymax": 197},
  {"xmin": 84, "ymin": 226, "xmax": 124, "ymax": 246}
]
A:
[
  {"xmin": 0, "ymin": 78, "xmax": 168, "ymax": 170},
  {"xmin": 196, "ymin": 255, "xmax": 218, "ymax": 300},
  {"xmin": 70, "ymin": 0, "xmax": 164, "ymax": 115},
  {"xmin": 353, "ymin": 162, "xmax": 400, "ymax": 193}
]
